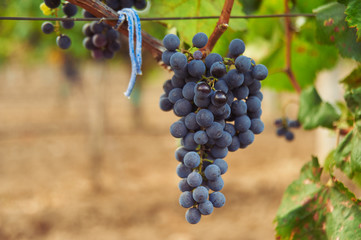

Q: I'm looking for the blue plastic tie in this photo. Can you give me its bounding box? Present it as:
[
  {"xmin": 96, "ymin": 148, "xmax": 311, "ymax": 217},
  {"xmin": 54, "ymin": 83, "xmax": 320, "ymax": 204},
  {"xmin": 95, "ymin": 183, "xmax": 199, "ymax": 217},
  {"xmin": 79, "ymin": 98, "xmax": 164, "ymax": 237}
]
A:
[{"xmin": 115, "ymin": 9, "xmax": 142, "ymax": 98}]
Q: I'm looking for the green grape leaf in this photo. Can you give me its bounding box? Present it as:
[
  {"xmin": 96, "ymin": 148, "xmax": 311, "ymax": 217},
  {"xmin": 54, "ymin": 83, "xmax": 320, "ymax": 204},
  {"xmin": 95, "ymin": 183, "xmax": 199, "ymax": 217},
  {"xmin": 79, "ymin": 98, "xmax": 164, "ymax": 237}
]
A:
[
  {"xmin": 314, "ymin": 2, "xmax": 361, "ymax": 62},
  {"xmin": 325, "ymin": 180, "xmax": 361, "ymax": 239},
  {"xmin": 341, "ymin": 66, "xmax": 361, "ymax": 90},
  {"xmin": 276, "ymin": 157, "xmax": 323, "ymax": 218},
  {"xmin": 298, "ymin": 87, "xmax": 340, "ymax": 129},
  {"xmin": 276, "ymin": 158, "xmax": 361, "ymax": 239},
  {"xmin": 275, "ymin": 157, "xmax": 327, "ymax": 240},
  {"xmin": 259, "ymin": 17, "xmax": 338, "ymax": 91},
  {"xmin": 344, "ymin": 87, "xmax": 361, "ymax": 122},
  {"xmin": 144, "ymin": 0, "xmax": 247, "ymax": 56},
  {"xmin": 294, "ymin": 0, "xmax": 334, "ymax": 13},
  {"xmin": 345, "ymin": 0, "xmax": 361, "ymax": 40},
  {"xmin": 334, "ymin": 130, "xmax": 355, "ymax": 178},
  {"xmin": 338, "ymin": 0, "xmax": 350, "ymax": 4}
]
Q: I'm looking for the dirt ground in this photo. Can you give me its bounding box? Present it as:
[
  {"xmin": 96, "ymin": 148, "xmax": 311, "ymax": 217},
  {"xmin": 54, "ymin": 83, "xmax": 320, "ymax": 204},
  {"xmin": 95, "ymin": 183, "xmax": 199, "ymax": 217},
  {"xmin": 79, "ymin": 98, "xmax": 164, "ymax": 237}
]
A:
[{"xmin": 0, "ymin": 60, "xmax": 316, "ymax": 240}]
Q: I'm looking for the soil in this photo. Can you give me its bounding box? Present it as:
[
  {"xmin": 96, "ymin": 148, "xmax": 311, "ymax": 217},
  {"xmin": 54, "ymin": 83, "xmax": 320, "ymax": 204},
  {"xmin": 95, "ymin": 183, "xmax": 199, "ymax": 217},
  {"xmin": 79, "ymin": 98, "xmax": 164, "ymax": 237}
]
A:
[{"xmin": 0, "ymin": 61, "xmax": 315, "ymax": 240}]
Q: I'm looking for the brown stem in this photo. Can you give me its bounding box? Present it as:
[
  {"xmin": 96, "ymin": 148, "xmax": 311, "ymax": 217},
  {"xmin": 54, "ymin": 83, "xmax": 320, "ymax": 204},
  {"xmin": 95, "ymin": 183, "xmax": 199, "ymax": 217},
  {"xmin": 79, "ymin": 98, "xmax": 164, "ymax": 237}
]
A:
[
  {"xmin": 202, "ymin": 0, "xmax": 234, "ymax": 54},
  {"xmin": 284, "ymin": 0, "xmax": 301, "ymax": 94},
  {"xmin": 67, "ymin": 0, "xmax": 165, "ymax": 62}
]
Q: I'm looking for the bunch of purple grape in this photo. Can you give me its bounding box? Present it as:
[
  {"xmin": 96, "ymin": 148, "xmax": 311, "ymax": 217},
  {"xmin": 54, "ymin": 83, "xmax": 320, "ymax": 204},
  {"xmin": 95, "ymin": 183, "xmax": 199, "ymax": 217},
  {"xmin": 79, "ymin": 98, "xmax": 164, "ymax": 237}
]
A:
[
  {"xmin": 41, "ymin": 0, "xmax": 78, "ymax": 49},
  {"xmin": 82, "ymin": 21, "xmax": 121, "ymax": 59},
  {"xmin": 159, "ymin": 33, "xmax": 268, "ymax": 224},
  {"xmin": 274, "ymin": 118, "xmax": 301, "ymax": 141},
  {"xmin": 81, "ymin": 0, "xmax": 147, "ymax": 59}
]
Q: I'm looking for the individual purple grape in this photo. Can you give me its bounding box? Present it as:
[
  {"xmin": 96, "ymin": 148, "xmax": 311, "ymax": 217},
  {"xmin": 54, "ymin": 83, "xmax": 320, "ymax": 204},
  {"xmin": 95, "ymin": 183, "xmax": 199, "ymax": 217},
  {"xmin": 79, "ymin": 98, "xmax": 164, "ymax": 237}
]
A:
[
  {"xmin": 211, "ymin": 90, "xmax": 227, "ymax": 107},
  {"xmin": 188, "ymin": 60, "xmax": 206, "ymax": 78},
  {"xmin": 62, "ymin": 2, "xmax": 78, "ymax": 17},
  {"xmin": 210, "ymin": 62, "xmax": 227, "ymax": 78},
  {"xmin": 134, "ymin": 0, "xmax": 147, "ymax": 9},
  {"xmin": 194, "ymin": 82, "xmax": 211, "ymax": 98},
  {"xmin": 178, "ymin": 179, "xmax": 193, "ymax": 192},
  {"xmin": 192, "ymin": 32, "xmax": 208, "ymax": 48},
  {"xmin": 41, "ymin": 22, "xmax": 54, "ymax": 34},
  {"xmin": 183, "ymin": 152, "xmax": 201, "ymax": 169},
  {"xmin": 185, "ymin": 208, "xmax": 201, "ymax": 224},
  {"xmin": 213, "ymin": 159, "xmax": 228, "ymax": 174},
  {"xmin": 163, "ymin": 34, "xmax": 180, "ymax": 51},
  {"xmin": 207, "ymin": 176, "xmax": 224, "ymax": 191},
  {"xmin": 170, "ymin": 121, "xmax": 188, "ymax": 138},
  {"xmin": 92, "ymin": 34, "xmax": 107, "ymax": 48},
  {"xmin": 204, "ymin": 164, "xmax": 221, "ymax": 180},
  {"xmin": 285, "ymin": 131, "xmax": 294, "ymax": 141},
  {"xmin": 209, "ymin": 192, "xmax": 226, "ymax": 208},
  {"xmin": 56, "ymin": 34, "xmax": 71, "ymax": 49},
  {"xmin": 192, "ymin": 186, "xmax": 209, "ymax": 203},
  {"xmin": 252, "ymin": 64, "xmax": 268, "ymax": 80},
  {"xmin": 44, "ymin": 0, "xmax": 61, "ymax": 9},
  {"xmin": 235, "ymin": 55, "xmax": 252, "ymax": 73},
  {"xmin": 61, "ymin": 18, "xmax": 75, "ymax": 29},
  {"xmin": 199, "ymin": 200, "xmax": 214, "ymax": 215},
  {"xmin": 179, "ymin": 191, "xmax": 195, "ymax": 208},
  {"xmin": 228, "ymin": 39, "xmax": 245, "ymax": 58},
  {"xmin": 196, "ymin": 109, "xmax": 214, "ymax": 128},
  {"xmin": 177, "ymin": 163, "xmax": 192, "ymax": 178},
  {"xmin": 170, "ymin": 52, "xmax": 188, "ymax": 70},
  {"xmin": 82, "ymin": 23, "xmax": 93, "ymax": 36},
  {"xmin": 193, "ymin": 50, "xmax": 203, "ymax": 60},
  {"xmin": 187, "ymin": 171, "xmax": 203, "ymax": 187}
]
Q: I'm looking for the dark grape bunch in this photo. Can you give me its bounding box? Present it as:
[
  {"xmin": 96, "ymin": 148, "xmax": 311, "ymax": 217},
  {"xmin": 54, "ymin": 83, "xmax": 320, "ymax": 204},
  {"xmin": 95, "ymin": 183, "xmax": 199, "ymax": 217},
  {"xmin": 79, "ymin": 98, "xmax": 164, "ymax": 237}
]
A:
[
  {"xmin": 82, "ymin": 21, "xmax": 121, "ymax": 59},
  {"xmin": 40, "ymin": 0, "xmax": 78, "ymax": 50},
  {"xmin": 274, "ymin": 118, "xmax": 301, "ymax": 141},
  {"xmin": 81, "ymin": 1, "xmax": 147, "ymax": 59},
  {"xmin": 159, "ymin": 33, "xmax": 268, "ymax": 224}
]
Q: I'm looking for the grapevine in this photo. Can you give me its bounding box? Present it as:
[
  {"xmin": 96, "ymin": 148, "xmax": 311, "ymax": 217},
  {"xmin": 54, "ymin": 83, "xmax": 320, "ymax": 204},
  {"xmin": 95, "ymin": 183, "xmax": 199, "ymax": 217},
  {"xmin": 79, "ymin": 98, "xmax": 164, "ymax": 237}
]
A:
[{"xmin": 1, "ymin": 0, "xmax": 361, "ymax": 238}]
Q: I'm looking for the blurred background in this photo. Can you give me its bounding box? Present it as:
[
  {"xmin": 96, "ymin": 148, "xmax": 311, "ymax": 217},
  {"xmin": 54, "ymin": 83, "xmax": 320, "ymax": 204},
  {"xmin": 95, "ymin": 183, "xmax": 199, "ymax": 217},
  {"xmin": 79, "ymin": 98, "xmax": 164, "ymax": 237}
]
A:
[{"xmin": 0, "ymin": 1, "xmax": 356, "ymax": 240}]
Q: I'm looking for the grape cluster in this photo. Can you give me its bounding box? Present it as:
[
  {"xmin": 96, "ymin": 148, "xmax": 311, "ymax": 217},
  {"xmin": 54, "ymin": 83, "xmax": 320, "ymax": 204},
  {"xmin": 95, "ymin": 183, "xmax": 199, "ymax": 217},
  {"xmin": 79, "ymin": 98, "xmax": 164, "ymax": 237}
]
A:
[
  {"xmin": 82, "ymin": 21, "xmax": 121, "ymax": 59},
  {"xmin": 81, "ymin": 1, "xmax": 147, "ymax": 59},
  {"xmin": 40, "ymin": 0, "xmax": 78, "ymax": 49},
  {"xmin": 159, "ymin": 33, "xmax": 268, "ymax": 224},
  {"xmin": 274, "ymin": 118, "xmax": 301, "ymax": 141}
]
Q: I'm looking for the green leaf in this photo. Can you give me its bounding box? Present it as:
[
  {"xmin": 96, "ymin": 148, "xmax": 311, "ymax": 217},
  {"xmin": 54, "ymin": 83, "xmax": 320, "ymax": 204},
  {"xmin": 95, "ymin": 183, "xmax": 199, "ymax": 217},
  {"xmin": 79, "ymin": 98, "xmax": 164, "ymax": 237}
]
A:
[
  {"xmin": 334, "ymin": 130, "xmax": 355, "ymax": 178},
  {"xmin": 298, "ymin": 87, "xmax": 340, "ymax": 129},
  {"xmin": 275, "ymin": 158, "xmax": 361, "ymax": 239},
  {"xmin": 276, "ymin": 157, "xmax": 323, "ymax": 218},
  {"xmin": 345, "ymin": 0, "xmax": 361, "ymax": 40},
  {"xmin": 338, "ymin": 0, "xmax": 350, "ymax": 4},
  {"xmin": 314, "ymin": 2, "xmax": 361, "ymax": 62},
  {"xmin": 275, "ymin": 157, "xmax": 327, "ymax": 240},
  {"xmin": 255, "ymin": 13, "xmax": 338, "ymax": 92},
  {"xmin": 324, "ymin": 149, "xmax": 336, "ymax": 173},
  {"xmin": 294, "ymin": 0, "xmax": 334, "ymax": 13},
  {"xmin": 341, "ymin": 66, "xmax": 361, "ymax": 91},
  {"xmin": 344, "ymin": 87, "xmax": 361, "ymax": 122},
  {"xmin": 144, "ymin": 0, "xmax": 247, "ymax": 55},
  {"xmin": 325, "ymin": 180, "xmax": 361, "ymax": 239}
]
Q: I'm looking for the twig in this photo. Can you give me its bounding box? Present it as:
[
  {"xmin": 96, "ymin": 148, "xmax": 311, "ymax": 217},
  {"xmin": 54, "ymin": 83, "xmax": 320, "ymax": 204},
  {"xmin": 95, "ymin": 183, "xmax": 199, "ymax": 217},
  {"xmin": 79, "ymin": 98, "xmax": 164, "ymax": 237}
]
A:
[
  {"xmin": 284, "ymin": 0, "xmax": 301, "ymax": 94},
  {"xmin": 67, "ymin": 0, "xmax": 165, "ymax": 62},
  {"xmin": 203, "ymin": 0, "xmax": 234, "ymax": 53}
]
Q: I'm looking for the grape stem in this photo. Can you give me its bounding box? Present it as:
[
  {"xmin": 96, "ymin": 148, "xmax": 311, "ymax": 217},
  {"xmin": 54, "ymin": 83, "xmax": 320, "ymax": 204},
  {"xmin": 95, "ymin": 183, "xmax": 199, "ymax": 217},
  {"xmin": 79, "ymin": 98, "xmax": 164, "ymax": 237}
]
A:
[
  {"xmin": 284, "ymin": 0, "xmax": 301, "ymax": 94},
  {"xmin": 201, "ymin": 0, "xmax": 234, "ymax": 54},
  {"xmin": 67, "ymin": 0, "xmax": 165, "ymax": 63}
]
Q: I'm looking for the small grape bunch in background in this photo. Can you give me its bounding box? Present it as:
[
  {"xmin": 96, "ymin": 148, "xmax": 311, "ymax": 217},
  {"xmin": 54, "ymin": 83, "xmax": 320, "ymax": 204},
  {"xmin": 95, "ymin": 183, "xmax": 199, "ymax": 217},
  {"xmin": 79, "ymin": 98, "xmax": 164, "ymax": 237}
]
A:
[
  {"xmin": 274, "ymin": 118, "xmax": 301, "ymax": 141},
  {"xmin": 40, "ymin": 0, "xmax": 78, "ymax": 50}
]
